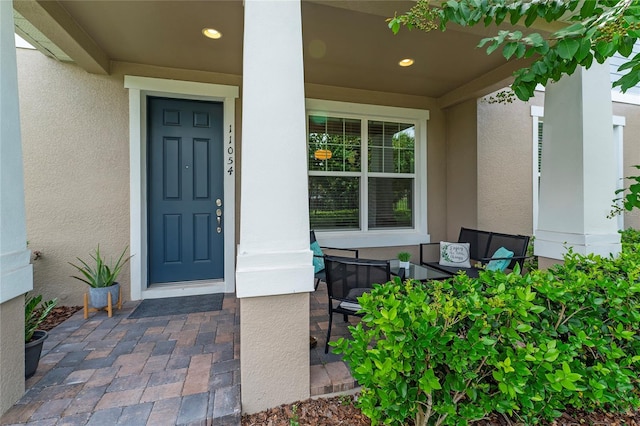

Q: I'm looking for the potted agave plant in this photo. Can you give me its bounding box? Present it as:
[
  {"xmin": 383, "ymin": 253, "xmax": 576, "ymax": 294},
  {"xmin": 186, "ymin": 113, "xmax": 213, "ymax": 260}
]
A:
[
  {"xmin": 69, "ymin": 245, "xmax": 131, "ymax": 311},
  {"xmin": 25, "ymin": 293, "xmax": 57, "ymax": 378}
]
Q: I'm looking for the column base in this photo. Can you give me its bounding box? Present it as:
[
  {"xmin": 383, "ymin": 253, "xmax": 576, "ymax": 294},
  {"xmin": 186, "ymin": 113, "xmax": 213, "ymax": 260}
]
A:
[
  {"xmin": 534, "ymin": 230, "xmax": 621, "ymax": 260},
  {"xmin": 240, "ymin": 293, "xmax": 310, "ymax": 414},
  {"xmin": 0, "ymin": 296, "xmax": 25, "ymax": 416}
]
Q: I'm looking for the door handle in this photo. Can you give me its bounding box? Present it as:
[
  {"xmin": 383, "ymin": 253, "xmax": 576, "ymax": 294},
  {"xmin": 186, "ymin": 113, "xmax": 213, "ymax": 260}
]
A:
[{"xmin": 216, "ymin": 207, "xmax": 222, "ymax": 233}]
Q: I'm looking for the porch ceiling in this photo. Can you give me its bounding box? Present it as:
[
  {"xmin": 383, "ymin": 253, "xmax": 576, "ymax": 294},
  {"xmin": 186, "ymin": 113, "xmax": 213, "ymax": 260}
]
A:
[{"xmin": 14, "ymin": 0, "xmax": 546, "ymax": 106}]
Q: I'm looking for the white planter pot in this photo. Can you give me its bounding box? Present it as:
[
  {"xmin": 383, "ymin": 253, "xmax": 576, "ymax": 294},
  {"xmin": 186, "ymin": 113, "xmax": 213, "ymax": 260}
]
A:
[{"xmin": 399, "ymin": 261, "xmax": 411, "ymax": 270}]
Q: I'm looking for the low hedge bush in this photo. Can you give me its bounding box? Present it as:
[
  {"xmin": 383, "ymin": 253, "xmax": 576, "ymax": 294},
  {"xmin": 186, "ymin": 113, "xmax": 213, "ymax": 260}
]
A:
[{"xmin": 333, "ymin": 244, "xmax": 640, "ymax": 425}]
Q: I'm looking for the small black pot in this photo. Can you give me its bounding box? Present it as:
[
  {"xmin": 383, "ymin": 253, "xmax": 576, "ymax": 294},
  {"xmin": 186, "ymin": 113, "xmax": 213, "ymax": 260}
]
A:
[{"xmin": 25, "ymin": 330, "xmax": 48, "ymax": 379}]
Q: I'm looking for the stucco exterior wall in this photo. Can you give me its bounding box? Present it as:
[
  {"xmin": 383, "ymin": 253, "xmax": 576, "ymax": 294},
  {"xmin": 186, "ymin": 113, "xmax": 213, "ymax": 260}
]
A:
[
  {"xmin": 444, "ymin": 99, "xmax": 478, "ymax": 240},
  {"xmin": 0, "ymin": 296, "xmax": 24, "ymax": 414},
  {"xmin": 477, "ymin": 92, "xmax": 542, "ymax": 236},
  {"xmin": 18, "ymin": 48, "xmax": 448, "ymax": 305},
  {"xmin": 18, "ymin": 49, "xmax": 130, "ymax": 306},
  {"xmin": 477, "ymin": 89, "xmax": 640, "ymax": 237}
]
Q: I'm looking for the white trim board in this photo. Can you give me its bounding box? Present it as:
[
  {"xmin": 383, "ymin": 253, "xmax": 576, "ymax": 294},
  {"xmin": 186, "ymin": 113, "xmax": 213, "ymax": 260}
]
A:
[
  {"xmin": 125, "ymin": 76, "xmax": 239, "ymax": 300},
  {"xmin": 537, "ymin": 84, "xmax": 640, "ymax": 105}
]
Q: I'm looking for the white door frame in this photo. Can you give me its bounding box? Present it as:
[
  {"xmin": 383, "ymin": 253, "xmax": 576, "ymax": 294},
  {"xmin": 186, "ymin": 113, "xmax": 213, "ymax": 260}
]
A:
[{"xmin": 125, "ymin": 76, "xmax": 238, "ymax": 300}]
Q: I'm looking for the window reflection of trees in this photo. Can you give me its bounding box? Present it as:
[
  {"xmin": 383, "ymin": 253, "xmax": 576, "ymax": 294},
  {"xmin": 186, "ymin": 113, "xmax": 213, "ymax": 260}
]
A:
[{"xmin": 308, "ymin": 115, "xmax": 415, "ymax": 231}]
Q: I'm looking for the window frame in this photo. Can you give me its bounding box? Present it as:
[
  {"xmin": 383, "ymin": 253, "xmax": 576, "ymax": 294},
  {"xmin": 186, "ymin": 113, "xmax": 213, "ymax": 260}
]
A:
[{"xmin": 306, "ymin": 99, "xmax": 430, "ymax": 248}]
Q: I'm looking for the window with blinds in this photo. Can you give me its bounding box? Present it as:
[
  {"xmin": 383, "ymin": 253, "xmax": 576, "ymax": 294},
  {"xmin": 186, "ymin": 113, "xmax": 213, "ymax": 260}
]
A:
[
  {"xmin": 538, "ymin": 120, "xmax": 543, "ymax": 176},
  {"xmin": 308, "ymin": 115, "xmax": 416, "ymax": 231}
]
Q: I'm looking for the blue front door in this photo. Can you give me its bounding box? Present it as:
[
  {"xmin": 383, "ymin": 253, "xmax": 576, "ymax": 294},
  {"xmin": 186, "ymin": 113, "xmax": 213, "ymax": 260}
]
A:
[{"xmin": 148, "ymin": 97, "xmax": 224, "ymax": 284}]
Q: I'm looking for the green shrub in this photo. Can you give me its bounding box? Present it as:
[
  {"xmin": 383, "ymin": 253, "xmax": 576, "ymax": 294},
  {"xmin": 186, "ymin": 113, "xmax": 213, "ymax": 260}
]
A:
[
  {"xmin": 523, "ymin": 236, "xmax": 538, "ymax": 271},
  {"xmin": 609, "ymin": 165, "xmax": 640, "ymax": 218},
  {"xmin": 620, "ymin": 228, "xmax": 640, "ymax": 244},
  {"xmin": 333, "ymin": 250, "xmax": 640, "ymax": 425}
]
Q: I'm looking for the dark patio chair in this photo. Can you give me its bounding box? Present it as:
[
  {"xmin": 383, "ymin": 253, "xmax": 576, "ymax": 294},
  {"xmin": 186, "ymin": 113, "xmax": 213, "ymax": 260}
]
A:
[
  {"xmin": 323, "ymin": 255, "xmax": 390, "ymax": 353},
  {"xmin": 310, "ymin": 230, "xmax": 358, "ymax": 290},
  {"xmin": 420, "ymin": 227, "xmax": 530, "ymax": 277}
]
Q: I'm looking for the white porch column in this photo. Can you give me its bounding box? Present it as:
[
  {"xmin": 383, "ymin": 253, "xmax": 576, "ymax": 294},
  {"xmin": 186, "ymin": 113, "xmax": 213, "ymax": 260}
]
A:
[
  {"xmin": 236, "ymin": 0, "xmax": 313, "ymax": 414},
  {"xmin": 0, "ymin": 1, "xmax": 34, "ymax": 416},
  {"xmin": 535, "ymin": 62, "xmax": 621, "ymax": 263}
]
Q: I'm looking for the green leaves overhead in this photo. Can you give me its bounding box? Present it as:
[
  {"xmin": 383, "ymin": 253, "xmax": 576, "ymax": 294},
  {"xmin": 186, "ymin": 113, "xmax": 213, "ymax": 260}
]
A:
[
  {"xmin": 610, "ymin": 165, "xmax": 640, "ymax": 217},
  {"xmin": 388, "ymin": 0, "xmax": 640, "ymax": 101},
  {"xmin": 556, "ymin": 39, "xmax": 581, "ymax": 60}
]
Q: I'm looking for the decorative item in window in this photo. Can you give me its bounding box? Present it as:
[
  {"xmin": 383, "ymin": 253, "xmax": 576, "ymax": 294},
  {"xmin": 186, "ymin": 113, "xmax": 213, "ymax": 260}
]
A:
[{"xmin": 314, "ymin": 149, "xmax": 332, "ymax": 160}]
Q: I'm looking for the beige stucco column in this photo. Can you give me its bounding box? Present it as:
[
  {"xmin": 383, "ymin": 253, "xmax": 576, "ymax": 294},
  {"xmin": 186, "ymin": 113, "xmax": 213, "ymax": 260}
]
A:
[
  {"xmin": 236, "ymin": 0, "xmax": 313, "ymax": 414},
  {"xmin": 0, "ymin": 1, "xmax": 34, "ymax": 416},
  {"xmin": 535, "ymin": 62, "xmax": 621, "ymax": 265}
]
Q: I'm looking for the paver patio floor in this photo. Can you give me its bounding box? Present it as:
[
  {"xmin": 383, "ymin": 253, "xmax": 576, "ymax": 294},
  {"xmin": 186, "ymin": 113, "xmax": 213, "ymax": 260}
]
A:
[
  {"xmin": 1, "ymin": 296, "xmax": 241, "ymax": 426},
  {"xmin": 0, "ymin": 286, "xmax": 358, "ymax": 425}
]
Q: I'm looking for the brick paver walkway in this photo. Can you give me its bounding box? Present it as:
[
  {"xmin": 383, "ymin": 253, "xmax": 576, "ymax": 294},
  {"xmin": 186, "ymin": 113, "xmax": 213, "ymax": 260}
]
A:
[
  {"xmin": 309, "ymin": 284, "xmax": 359, "ymax": 396},
  {"xmin": 1, "ymin": 287, "xmax": 358, "ymax": 425},
  {"xmin": 0, "ymin": 295, "xmax": 240, "ymax": 426}
]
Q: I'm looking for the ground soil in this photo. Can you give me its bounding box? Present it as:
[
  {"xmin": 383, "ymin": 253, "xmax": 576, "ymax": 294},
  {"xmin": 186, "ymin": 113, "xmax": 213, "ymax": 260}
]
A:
[
  {"xmin": 241, "ymin": 395, "xmax": 640, "ymax": 426},
  {"xmin": 39, "ymin": 305, "xmax": 82, "ymax": 332},
  {"xmin": 46, "ymin": 308, "xmax": 640, "ymax": 426},
  {"xmin": 241, "ymin": 395, "xmax": 370, "ymax": 426}
]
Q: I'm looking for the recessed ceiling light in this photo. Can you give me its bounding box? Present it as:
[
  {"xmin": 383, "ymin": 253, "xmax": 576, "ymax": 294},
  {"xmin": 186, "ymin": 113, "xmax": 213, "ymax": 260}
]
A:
[
  {"xmin": 399, "ymin": 58, "xmax": 414, "ymax": 67},
  {"xmin": 202, "ymin": 28, "xmax": 222, "ymax": 39}
]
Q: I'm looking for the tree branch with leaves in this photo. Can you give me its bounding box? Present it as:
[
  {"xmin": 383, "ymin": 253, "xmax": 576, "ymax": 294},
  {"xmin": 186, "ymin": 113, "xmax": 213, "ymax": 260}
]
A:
[{"xmin": 389, "ymin": 0, "xmax": 640, "ymax": 101}]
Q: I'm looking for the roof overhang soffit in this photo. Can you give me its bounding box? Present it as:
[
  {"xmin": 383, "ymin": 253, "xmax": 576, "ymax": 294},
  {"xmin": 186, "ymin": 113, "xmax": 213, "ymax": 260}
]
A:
[{"xmin": 13, "ymin": 0, "xmax": 109, "ymax": 74}]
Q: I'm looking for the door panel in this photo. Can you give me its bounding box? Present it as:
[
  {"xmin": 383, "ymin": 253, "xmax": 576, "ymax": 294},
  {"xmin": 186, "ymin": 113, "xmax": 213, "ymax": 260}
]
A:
[{"xmin": 148, "ymin": 97, "xmax": 224, "ymax": 284}]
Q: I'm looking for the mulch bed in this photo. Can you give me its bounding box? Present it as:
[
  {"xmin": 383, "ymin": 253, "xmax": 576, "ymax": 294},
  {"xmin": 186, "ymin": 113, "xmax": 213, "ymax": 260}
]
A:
[
  {"xmin": 242, "ymin": 394, "xmax": 640, "ymax": 426},
  {"xmin": 242, "ymin": 395, "xmax": 370, "ymax": 426},
  {"xmin": 39, "ymin": 306, "xmax": 82, "ymax": 332}
]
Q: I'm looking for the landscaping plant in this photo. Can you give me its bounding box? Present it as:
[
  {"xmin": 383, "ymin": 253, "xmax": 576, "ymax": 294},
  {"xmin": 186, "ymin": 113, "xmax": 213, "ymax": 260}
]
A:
[
  {"xmin": 621, "ymin": 227, "xmax": 640, "ymax": 249},
  {"xmin": 609, "ymin": 165, "xmax": 640, "ymax": 218},
  {"xmin": 333, "ymin": 245, "xmax": 640, "ymax": 425},
  {"xmin": 69, "ymin": 245, "xmax": 131, "ymax": 288},
  {"xmin": 25, "ymin": 293, "xmax": 57, "ymax": 342},
  {"xmin": 398, "ymin": 252, "xmax": 411, "ymax": 262}
]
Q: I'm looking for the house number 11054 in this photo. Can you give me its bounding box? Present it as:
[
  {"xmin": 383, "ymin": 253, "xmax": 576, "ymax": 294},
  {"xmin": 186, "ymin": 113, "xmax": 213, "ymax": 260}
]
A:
[{"xmin": 227, "ymin": 125, "xmax": 234, "ymax": 176}]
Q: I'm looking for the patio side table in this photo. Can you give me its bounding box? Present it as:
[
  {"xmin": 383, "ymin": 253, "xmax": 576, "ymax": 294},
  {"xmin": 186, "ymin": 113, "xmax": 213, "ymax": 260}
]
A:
[{"xmin": 390, "ymin": 260, "xmax": 452, "ymax": 282}]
